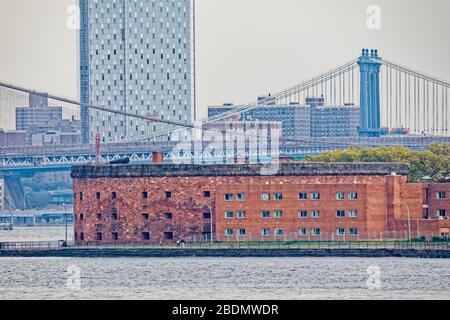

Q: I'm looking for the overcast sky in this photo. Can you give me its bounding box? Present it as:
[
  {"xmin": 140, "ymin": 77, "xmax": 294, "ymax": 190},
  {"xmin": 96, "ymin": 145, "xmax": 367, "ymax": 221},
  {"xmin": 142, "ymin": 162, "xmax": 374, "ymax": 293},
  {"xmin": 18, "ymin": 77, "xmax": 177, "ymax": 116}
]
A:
[{"xmin": 0, "ymin": 0, "xmax": 449, "ymax": 119}]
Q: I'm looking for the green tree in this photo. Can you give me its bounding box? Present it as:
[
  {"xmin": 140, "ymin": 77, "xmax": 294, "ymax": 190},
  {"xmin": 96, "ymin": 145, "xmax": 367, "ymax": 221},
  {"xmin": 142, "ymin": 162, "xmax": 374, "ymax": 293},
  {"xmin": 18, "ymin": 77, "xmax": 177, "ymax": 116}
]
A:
[{"xmin": 306, "ymin": 144, "xmax": 450, "ymax": 182}]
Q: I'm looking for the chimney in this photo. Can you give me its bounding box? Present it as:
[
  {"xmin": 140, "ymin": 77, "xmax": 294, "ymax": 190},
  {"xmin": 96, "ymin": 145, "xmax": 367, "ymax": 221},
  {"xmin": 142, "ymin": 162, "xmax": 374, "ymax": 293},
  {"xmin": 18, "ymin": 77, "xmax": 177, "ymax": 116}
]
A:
[{"xmin": 152, "ymin": 152, "xmax": 164, "ymax": 164}]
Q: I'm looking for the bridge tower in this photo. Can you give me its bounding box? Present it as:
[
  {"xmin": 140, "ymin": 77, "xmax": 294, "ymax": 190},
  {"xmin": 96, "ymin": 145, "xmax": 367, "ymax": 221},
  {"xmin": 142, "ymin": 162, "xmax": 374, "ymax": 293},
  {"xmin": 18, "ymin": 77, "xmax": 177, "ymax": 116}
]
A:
[{"xmin": 358, "ymin": 49, "xmax": 382, "ymax": 137}]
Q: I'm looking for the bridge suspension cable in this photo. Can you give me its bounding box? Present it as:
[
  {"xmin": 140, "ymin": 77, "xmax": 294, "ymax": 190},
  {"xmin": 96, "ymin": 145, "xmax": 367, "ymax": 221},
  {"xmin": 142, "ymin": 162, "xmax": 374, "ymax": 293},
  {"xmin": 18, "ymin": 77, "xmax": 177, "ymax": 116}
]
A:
[
  {"xmin": 378, "ymin": 58, "xmax": 449, "ymax": 135},
  {"xmin": 125, "ymin": 58, "xmax": 360, "ymax": 143}
]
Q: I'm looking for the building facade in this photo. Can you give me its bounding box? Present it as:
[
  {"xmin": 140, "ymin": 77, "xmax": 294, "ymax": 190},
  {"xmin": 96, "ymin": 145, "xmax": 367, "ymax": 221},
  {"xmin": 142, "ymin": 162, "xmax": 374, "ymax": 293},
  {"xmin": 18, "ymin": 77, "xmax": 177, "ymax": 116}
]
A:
[
  {"xmin": 0, "ymin": 130, "xmax": 27, "ymax": 147},
  {"xmin": 208, "ymin": 97, "xmax": 359, "ymax": 140},
  {"xmin": 0, "ymin": 179, "xmax": 4, "ymax": 211},
  {"xmin": 71, "ymin": 162, "xmax": 450, "ymax": 244},
  {"xmin": 80, "ymin": 0, "xmax": 195, "ymax": 144},
  {"xmin": 15, "ymin": 93, "xmax": 81, "ymax": 146}
]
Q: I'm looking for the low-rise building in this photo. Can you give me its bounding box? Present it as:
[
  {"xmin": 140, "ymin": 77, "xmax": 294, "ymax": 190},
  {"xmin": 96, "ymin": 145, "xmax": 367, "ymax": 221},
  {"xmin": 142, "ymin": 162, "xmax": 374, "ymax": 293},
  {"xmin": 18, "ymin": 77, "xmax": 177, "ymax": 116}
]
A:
[
  {"xmin": 0, "ymin": 130, "xmax": 27, "ymax": 147},
  {"xmin": 71, "ymin": 162, "xmax": 450, "ymax": 244}
]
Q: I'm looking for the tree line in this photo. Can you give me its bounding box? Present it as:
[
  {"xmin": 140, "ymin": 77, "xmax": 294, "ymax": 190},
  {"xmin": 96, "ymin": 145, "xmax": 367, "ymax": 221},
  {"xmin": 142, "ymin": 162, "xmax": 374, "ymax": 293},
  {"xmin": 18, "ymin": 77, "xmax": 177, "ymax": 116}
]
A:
[{"xmin": 306, "ymin": 144, "xmax": 450, "ymax": 182}]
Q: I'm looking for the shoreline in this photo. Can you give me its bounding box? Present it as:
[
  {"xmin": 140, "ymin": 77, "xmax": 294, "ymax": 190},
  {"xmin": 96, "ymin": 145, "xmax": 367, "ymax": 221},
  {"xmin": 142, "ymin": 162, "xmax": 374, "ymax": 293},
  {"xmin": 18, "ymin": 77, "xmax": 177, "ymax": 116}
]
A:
[{"xmin": 1, "ymin": 248, "xmax": 450, "ymax": 259}]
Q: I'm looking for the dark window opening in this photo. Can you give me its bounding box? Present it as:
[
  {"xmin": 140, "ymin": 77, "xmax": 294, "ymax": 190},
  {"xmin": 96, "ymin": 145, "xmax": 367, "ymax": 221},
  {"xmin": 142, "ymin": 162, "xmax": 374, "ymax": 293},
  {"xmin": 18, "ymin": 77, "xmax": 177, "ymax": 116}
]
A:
[
  {"xmin": 203, "ymin": 191, "xmax": 211, "ymax": 198},
  {"xmin": 80, "ymin": 233, "xmax": 84, "ymax": 241},
  {"xmin": 165, "ymin": 191, "xmax": 172, "ymax": 198},
  {"xmin": 79, "ymin": 192, "xmax": 83, "ymax": 201},
  {"xmin": 203, "ymin": 212, "xmax": 211, "ymax": 219},
  {"xmin": 96, "ymin": 192, "xmax": 101, "ymax": 200},
  {"xmin": 164, "ymin": 212, "xmax": 173, "ymax": 220},
  {"xmin": 96, "ymin": 213, "xmax": 102, "ymax": 220},
  {"xmin": 142, "ymin": 213, "xmax": 150, "ymax": 220},
  {"xmin": 142, "ymin": 192, "xmax": 148, "ymax": 199},
  {"xmin": 112, "ymin": 192, "xmax": 117, "ymax": 200},
  {"xmin": 164, "ymin": 232, "xmax": 174, "ymax": 240},
  {"xmin": 142, "ymin": 232, "xmax": 151, "ymax": 240},
  {"xmin": 112, "ymin": 212, "xmax": 118, "ymax": 220},
  {"xmin": 79, "ymin": 214, "xmax": 84, "ymax": 221},
  {"xmin": 95, "ymin": 233, "xmax": 103, "ymax": 241},
  {"xmin": 111, "ymin": 232, "xmax": 119, "ymax": 241}
]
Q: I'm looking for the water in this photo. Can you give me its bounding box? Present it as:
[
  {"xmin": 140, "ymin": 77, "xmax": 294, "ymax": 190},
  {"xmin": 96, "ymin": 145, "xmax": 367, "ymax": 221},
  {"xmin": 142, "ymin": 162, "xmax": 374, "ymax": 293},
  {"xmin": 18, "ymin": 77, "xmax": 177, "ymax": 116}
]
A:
[
  {"xmin": 0, "ymin": 225, "xmax": 74, "ymax": 242},
  {"xmin": 0, "ymin": 227, "xmax": 449, "ymax": 300}
]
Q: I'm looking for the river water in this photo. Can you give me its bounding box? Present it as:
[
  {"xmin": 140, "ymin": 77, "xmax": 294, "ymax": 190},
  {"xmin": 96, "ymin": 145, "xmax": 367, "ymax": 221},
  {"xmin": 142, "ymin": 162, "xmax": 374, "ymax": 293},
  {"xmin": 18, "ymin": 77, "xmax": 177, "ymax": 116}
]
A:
[{"xmin": 0, "ymin": 227, "xmax": 449, "ymax": 300}]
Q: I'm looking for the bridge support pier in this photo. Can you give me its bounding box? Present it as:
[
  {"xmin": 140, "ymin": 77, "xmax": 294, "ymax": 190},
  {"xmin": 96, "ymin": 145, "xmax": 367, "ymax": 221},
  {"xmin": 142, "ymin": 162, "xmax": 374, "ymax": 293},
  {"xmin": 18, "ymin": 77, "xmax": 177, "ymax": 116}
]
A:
[{"xmin": 358, "ymin": 49, "xmax": 382, "ymax": 137}]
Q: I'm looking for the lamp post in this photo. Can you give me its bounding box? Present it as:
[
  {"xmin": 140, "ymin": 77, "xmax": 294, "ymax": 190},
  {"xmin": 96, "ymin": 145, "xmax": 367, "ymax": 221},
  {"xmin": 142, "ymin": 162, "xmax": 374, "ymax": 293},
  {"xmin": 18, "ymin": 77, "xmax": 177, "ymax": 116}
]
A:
[
  {"xmin": 201, "ymin": 203, "xmax": 213, "ymax": 246},
  {"xmin": 63, "ymin": 203, "xmax": 67, "ymax": 244},
  {"xmin": 23, "ymin": 191, "xmax": 30, "ymax": 211},
  {"xmin": 206, "ymin": 204, "xmax": 214, "ymax": 246},
  {"xmin": 394, "ymin": 201, "xmax": 412, "ymax": 243}
]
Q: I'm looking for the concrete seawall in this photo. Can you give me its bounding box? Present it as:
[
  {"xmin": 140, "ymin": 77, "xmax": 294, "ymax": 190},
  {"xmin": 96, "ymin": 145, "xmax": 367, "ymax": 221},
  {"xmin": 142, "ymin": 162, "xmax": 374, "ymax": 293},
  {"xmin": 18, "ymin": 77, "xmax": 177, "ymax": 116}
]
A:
[{"xmin": 1, "ymin": 248, "xmax": 450, "ymax": 258}]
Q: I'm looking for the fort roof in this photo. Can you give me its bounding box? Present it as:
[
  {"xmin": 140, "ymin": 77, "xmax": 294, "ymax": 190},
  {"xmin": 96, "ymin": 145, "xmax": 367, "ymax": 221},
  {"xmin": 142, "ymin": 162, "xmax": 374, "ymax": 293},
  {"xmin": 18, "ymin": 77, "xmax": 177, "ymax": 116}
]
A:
[{"xmin": 71, "ymin": 162, "xmax": 410, "ymax": 179}]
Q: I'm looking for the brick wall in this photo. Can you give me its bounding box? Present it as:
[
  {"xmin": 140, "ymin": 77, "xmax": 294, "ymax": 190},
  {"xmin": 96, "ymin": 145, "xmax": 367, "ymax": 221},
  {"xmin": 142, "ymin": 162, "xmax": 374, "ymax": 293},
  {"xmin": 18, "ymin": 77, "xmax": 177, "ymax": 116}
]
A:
[{"xmin": 72, "ymin": 164, "xmax": 450, "ymax": 243}]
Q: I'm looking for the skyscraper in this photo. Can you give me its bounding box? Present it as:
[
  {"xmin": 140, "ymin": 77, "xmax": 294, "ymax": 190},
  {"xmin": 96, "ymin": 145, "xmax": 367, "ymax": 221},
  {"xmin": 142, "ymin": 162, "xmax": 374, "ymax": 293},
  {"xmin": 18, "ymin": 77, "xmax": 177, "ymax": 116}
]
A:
[{"xmin": 80, "ymin": 0, "xmax": 195, "ymax": 143}]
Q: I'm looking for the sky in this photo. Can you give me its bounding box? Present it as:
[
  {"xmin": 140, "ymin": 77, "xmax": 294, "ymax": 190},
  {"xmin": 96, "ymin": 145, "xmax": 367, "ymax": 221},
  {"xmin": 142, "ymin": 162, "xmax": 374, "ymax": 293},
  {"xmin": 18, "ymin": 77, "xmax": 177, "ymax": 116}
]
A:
[{"xmin": 0, "ymin": 0, "xmax": 449, "ymax": 120}]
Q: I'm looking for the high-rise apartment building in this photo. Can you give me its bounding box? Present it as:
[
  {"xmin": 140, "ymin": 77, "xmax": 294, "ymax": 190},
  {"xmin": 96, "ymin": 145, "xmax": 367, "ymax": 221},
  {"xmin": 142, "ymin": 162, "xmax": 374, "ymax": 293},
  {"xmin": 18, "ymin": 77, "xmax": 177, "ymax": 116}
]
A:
[
  {"xmin": 80, "ymin": 0, "xmax": 195, "ymax": 143},
  {"xmin": 208, "ymin": 97, "xmax": 359, "ymax": 139}
]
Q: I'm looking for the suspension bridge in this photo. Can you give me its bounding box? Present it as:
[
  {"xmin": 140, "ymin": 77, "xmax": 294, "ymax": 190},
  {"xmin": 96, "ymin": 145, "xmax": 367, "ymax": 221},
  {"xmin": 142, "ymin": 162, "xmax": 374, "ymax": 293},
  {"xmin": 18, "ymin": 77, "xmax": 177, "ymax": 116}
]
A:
[{"xmin": 0, "ymin": 48, "xmax": 449, "ymax": 171}]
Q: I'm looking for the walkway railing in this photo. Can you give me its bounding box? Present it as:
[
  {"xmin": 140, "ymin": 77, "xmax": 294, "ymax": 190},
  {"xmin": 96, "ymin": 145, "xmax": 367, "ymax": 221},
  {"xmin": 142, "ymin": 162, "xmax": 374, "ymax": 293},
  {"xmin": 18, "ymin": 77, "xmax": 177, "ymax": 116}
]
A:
[{"xmin": 1, "ymin": 239, "xmax": 449, "ymax": 252}]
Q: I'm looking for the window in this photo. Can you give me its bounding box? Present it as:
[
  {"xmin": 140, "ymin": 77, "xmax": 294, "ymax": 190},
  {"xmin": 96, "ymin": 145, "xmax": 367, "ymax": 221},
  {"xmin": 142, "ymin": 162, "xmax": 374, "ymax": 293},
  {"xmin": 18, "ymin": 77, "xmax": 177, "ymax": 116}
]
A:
[
  {"xmin": 349, "ymin": 228, "xmax": 359, "ymax": 236},
  {"xmin": 79, "ymin": 214, "xmax": 84, "ymax": 221},
  {"xmin": 111, "ymin": 232, "xmax": 119, "ymax": 241},
  {"xmin": 164, "ymin": 232, "xmax": 174, "ymax": 240},
  {"xmin": 437, "ymin": 209, "xmax": 447, "ymax": 219},
  {"xmin": 437, "ymin": 192, "xmax": 446, "ymax": 200},
  {"xmin": 261, "ymin": 193, "xmax": 270, "ymax": 201},
  {"xmin": 165, "ymin": 191, "xmax": 172, "ymax": 198},
  {"xmin": 261, "ymin": 228, "xmax": 270, "ymax": 237},
  {"xmin": 95, "ymin": 233, "xmax": 103, "ymax": 241},
  {"xmin": 312, "ymin": 228, "xmax": 321, "ymax": 236},
  {"xmin": 111, "ymin": 192, "xmax": 117, "ymax": 200},
  {"xmin": 298, "ymin": 228, "xmax": 308, "ymax": 236},
  {"xmin": 112, "ymin": 212, "xmax": 118, "ymax": 220},
  {"xmin": 336, "ymin": 192, "xmax": 345, "ymax": 200},
  {"xmin": 261, "ymin": 211, "xmax": 271, "ymax": 218},
  {"xmin": 203, "ymin": 191, "xmax": 211, "ymax": 198},
  {"xmin": 142, "ymin": 213, "xmax": 150, "ymax": 220},
  {"xmin": 336, "ymin": 228, "xmax": 345, "ymax": 236},
  {"xmin": 142, "ymin": 192, "xmax": 148, "ymax": 199},
  {"xmin": 274, "ymin": 193, "xmax": 283, "ymax": 201},
  {"xmin": 274, "ymin": 228, "xmax": 284, "ymax": 237},
  {"xmin": 142, "ymin": 232, "xmax": 150, "ymax": 240},
  {"xmin": 225, "ymin": 228, "xmax": 233, "ymax": 237},
  {"xmin": 225, "ymin": 211, "xmax": 233, "ymax": 219},
  {"xmin": 298, "ymin": 211, "xmax": 308, "ymax": 218},
  {"xmin": 348, "ymin": 210, "xmax": 358, "ymax": 218},
  {"xmin": 349, "ymin": 192, "xmax": 358, "ymax": 200},
  {"xmin": 79, "ymin": 192, "xmax": 83, "ymax": 201},
  {"xmin": 312, "ymin": 192, "xmax": 320, "ymax": 200},
  {"xmin": 311, "ymin": 210, "xmax": 320, "ymax": 218},
  {"xmin": 96, "ymin": 213, "xmax": 102, "ymax": 220},
  {"xmin": 274, "ymin": 210, "xmax": 283, "ymax": 218},
  {"xmin": 79, "ymin": 233, "xmax": 84, "ymax": 241},
  {"xmin": 224, "ymin": 193, "xmax": 233, "ymax": 201},
  {"xmin": 336, "ymin": 210, "xmax": 346, "ymax": 218},
  {"xmin": 238, "ymin": 229, "xmax": 246, "ymax": 237},
  {"xmin": 164, "ymin": 213, "xmax": 173, "ymax": 220},
  {"xmin": 237, "ymin": 211, "xmax": 246, "ymax": 219},
  {"xmin": 203, "ymin": 212, "xmax": 211, "ymax": 220},
  {"xmin": 237, "ymin": 193, "xmax": 247, "ymax": 201},
  {"xmin": 298, "ymin": 193, "xmax": 308, "ymax": 200},
  {"xmin": 96, "ymin": 192, "xmax": 101, "ymax": 200}
]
